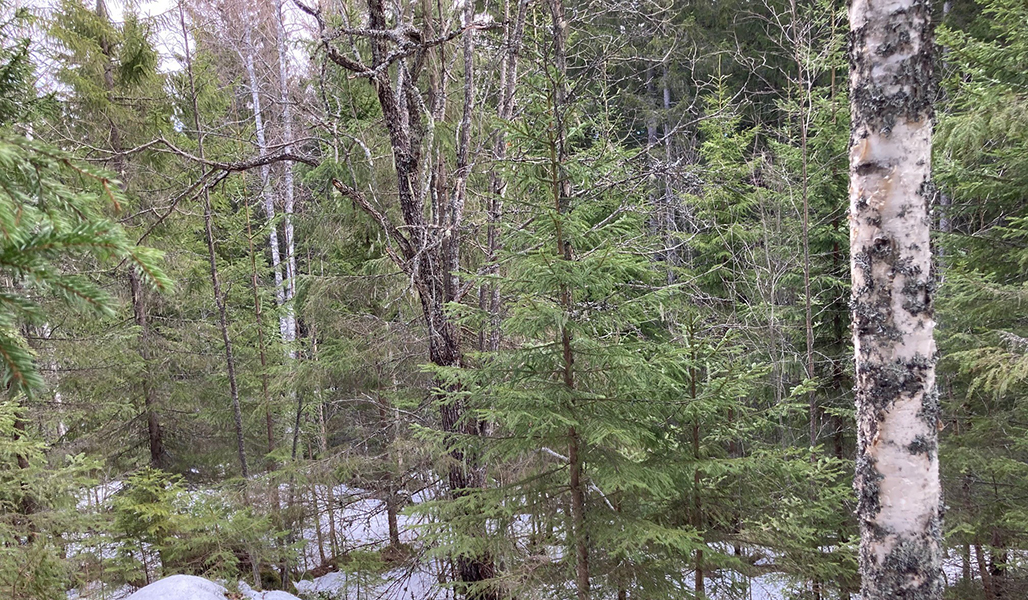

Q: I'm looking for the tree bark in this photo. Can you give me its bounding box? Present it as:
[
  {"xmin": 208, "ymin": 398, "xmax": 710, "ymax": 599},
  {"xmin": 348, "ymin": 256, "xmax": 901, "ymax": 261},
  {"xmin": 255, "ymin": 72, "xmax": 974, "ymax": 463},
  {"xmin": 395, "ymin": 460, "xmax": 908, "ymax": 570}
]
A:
[
  {"xmin": 975, "ymin": 542, "xmax": 993, "ymax": 599},
  {"xmin": 240, "ymin": 19, "xmax": 290, "ymax": 345},
  {"xmin": 95, "ymin": 0, "xmax": 169, "ymax": 470},
  {"xmin": 479, "ymin": 0, "xmax": 527, "ymax": 354},
  {"xmin": 274, "ymin": 0, "xmax": 298, "ymax": 348},
  {"xmin": 547, "ymin": 0, "xmax": 588, "ymax": 596},
  {"xmin": 848, "ymin": 0, "xmax": 941, "ymax": 596},
  {"xmin": 789, "ymin": 0, "xmax": 817, "ymax": 452},
  {"xmin": 298, "ymin": 0, "xmax": 498, "ymax": 594},
  {"xmin": 130, "ymin": 272, "xmax": 168, "ymax": 469}
]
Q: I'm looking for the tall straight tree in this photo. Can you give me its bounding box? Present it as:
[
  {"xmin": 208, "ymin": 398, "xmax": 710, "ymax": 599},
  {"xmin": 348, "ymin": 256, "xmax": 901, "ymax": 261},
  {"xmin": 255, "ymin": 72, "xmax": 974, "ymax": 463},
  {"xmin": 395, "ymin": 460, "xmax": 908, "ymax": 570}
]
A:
[{"xmin": 848, "ymin": 0, "xmax": 941, "ymax": 597}]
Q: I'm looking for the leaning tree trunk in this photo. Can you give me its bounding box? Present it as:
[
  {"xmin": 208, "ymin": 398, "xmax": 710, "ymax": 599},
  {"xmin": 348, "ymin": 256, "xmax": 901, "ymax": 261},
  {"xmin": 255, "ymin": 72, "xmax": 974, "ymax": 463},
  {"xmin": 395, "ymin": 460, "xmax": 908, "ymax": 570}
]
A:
[
  {"xmin": 848, "ymin": 0, "xmax": 942, "ymax": 597},
  {"xmin": 180, "ymin": 2, "xmax": 248, "ymax": 479}
]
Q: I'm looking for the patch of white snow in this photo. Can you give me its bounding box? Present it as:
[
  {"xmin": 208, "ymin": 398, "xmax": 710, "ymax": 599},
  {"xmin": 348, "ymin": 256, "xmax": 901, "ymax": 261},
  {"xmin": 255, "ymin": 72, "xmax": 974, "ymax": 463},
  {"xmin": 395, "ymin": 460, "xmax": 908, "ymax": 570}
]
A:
[
  {"xmin": 238, "ymin": 580, "xmax": 303, "ymax": 600},
  {"xmin": 123, "ymin": 575, "xmax": 228, "ymax": 600}
]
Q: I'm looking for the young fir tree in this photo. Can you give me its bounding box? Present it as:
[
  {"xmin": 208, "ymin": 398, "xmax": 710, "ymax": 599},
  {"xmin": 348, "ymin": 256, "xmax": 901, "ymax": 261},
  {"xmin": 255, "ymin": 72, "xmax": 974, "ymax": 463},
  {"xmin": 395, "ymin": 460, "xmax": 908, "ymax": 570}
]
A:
[
  {"xmin": 761, "ymin": 3, "xmax": 858, "ymax": 592},
  {"xmin": 48, "ymin": 0, "xmax": 180, "ymax": 471},
  {"xmin": 684, "ymin": 77, "xmax": 857, "ymax": 597},
  {"xmin": 422, "ymin": 46, "xmax": 842, "ymax": 595},
  {"xmin": 934, "ymin": 0, "xmax": 1028, "ymax": 594},
  {"xmin": 0, "ymin": 10, "xmax": 169, "ymax": 595}
]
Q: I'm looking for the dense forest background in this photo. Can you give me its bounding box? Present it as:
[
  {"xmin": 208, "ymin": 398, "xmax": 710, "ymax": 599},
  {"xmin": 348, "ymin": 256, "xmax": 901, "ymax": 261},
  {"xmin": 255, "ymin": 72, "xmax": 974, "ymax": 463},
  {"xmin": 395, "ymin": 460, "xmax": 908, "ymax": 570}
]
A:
[{"xmin": 0, "ymin": 0, "xmax": 1024, "ymax": 598}]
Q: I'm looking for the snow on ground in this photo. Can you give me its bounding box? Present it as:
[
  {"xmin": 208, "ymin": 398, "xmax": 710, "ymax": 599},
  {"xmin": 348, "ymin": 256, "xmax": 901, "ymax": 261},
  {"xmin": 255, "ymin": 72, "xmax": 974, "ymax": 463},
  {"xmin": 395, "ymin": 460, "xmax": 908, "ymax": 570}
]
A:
[
  {"xmin": 77, "ymin": 480, "xmax": 124, "ymax": 511},
  {"xmin": 123, "ymin": 575, "xmax": 230, "ymax": 600},
  {"xmin": 293, "ymin": 483, "xmax": 443, "ymax": 600},
  {"xmin": 238, "ymin": 580, "xmax": 304, "ymax": 600},
  {"xmin": 292, "ymin": 487, "xmax": 795, "ymax": 600},
  {"xmin": 67, "ymin": 480, "xmax": 976, "ymax": 600},
  {"xmin": 299, "ymin": 484, "xmax": 432, "ymax": 567},
  {"xmin": 67, "ymin": 582, "xmax": 135, "ymax": 600},
  {"xmin": 294, "ymin": 566, "xmax": 447, "ymax": 600}
]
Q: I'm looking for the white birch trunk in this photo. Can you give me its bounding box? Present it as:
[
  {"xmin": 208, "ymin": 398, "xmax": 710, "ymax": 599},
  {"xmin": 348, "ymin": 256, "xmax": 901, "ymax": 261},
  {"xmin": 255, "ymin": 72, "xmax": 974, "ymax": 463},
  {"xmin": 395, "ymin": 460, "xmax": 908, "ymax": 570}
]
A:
[
  {"xmin": 242, "ymin": 21, "xmax": 290, "ymax": 345},
  {"xmin": 848, "ymin": 0, "xmax": 941, "ymax": 597},
  {"xmin": 275, "ymin": 0, "xmax": 298, "ymax": 349}
]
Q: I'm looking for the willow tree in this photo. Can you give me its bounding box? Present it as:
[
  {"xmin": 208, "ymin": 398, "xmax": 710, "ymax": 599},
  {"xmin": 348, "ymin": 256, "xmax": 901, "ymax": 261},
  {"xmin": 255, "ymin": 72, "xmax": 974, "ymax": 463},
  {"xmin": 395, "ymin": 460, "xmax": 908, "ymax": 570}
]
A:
[{"xmin": 848, "ymin": 0, "xmax": 942, "ymax": 597}]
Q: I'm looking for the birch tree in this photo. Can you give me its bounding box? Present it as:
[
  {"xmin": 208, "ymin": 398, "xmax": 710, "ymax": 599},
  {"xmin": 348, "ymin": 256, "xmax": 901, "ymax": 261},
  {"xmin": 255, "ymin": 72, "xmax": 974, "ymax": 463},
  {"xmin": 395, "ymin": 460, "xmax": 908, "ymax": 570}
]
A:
[
  {"xmin": 240, "ymin": 11, "xmax": 290, "ymax": 347},
  {"xmin": 848, "ymin": 0, "xmax": 942, "ymax": 596}
]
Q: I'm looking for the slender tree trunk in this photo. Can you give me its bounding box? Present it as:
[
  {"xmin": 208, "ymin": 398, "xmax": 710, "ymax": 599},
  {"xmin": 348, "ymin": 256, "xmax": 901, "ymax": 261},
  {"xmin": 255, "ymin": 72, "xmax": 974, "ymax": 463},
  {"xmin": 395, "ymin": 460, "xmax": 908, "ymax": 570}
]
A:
[
  {"xmin": 179, "ymin": 2, "xmax": 248, "ymax": 479},
  {"xmin": 975, "ymin": 542, "xmax": 993, "ymax": 599},
  {"xmin": 479, "ymin": 0, "xmax": 527, "ymax": 354},
  {"xmin": 275, "ymin": 0, "xmax": 298, "ymax": 347},
  {"xmin": 688, "ymin": 327, "xmax": 703, "ymax": 598},
  {"xmin": 849, "ymin": 0, "xmax": 941, "ymax": 596},
  {"xmin": 240, "ymin": 21, "xmax": 289, "ymax": 345},
  {"xmin": 312, "ymin": 479, "xmax": 326, "ymax": 564},
  {"xmin": 245, "ymin": 196, "xmax": 282, "ymax": 546},
  {"xmin": 130, "ymin": 272, "xmax": 167, "ymax": 469},
  {"xmin": 95, "ymin": 0, "xmax": 169, "ymax": 470},
  {"xmin": 12, "ymin": 401, "xmax": 37, "ymax": 540},
  {"xmin": 789, "ymin": 0, "xmax": 817, "ymax": 451},
  {"xmin": 831, "ymin": 215, "xmax": 848, "ymax": 461},
  {"xmin": 990, "ymin": 529, "xmax": 1007, "ymax": 599},
  {"xmin": 376, "ymin": 378, "xmax": 402, "ymax": 549},
  {"xmin": 646, "ymin": 65, "xmax": 658, "ymax": 148},
  {"xmin": 547, "ymin": 1, "xmax": 588, "ymax": 595}
]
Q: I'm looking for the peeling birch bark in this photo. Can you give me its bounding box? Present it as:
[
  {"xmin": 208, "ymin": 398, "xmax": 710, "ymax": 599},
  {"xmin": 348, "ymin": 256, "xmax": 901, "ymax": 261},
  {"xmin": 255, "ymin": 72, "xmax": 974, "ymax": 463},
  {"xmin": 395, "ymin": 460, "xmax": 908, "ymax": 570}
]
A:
[{"xmin": 848, "ymin": 0, "xmax": 941, "ymax": 597}]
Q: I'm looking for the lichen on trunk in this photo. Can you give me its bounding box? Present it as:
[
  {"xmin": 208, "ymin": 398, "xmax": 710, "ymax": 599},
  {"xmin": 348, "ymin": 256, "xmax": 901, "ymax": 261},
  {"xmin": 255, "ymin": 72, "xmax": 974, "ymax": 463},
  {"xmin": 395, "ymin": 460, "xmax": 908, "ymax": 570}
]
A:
[{"xmin": 848, "ymin": 0, "xmax": 942, "ymax": 597}]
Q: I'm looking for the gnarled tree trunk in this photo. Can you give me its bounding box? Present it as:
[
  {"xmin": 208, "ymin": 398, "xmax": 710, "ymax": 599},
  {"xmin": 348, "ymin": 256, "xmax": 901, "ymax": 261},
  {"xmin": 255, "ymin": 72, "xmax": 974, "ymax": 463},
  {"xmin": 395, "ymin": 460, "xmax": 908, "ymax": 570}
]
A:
[{"xmin": 295, "ymin": 0, "xmax": 498, "ymax": 595}]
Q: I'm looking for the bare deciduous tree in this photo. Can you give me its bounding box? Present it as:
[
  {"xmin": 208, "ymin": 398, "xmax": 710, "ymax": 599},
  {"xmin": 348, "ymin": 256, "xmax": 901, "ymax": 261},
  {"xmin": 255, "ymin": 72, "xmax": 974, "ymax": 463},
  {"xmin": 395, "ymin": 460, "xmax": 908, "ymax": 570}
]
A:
[{"xmin": 295, "ymin": 0, "xmax": 499, "ymax": 595}]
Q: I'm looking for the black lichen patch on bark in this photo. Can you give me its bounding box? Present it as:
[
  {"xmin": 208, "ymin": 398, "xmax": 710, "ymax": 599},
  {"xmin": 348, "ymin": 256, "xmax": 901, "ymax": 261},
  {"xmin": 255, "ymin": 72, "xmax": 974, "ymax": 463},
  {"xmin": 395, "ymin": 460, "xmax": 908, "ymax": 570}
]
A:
[
  {"xmin": 891, "ymin": 256, "xmax": 920, "ymax": 277},
  {"xmin": 906, "ymin": 434, "xmax": 936, "ymax": 458},
  {"xmin": 917, "ymin": 384, "xmax": 941, "ymax": 429},
  {"xmin": 862, "ymin": 532, "xmax": 944, "ymax": 599},
  {"xmin": 849, "ymin": 0, "xmax": 935, "ymax": 134},
  {"xmin": 901, "ymin": 277, "xmax": 933, "ymax": 316},
  {"xmin": 855, "ymin": 454, "xmax": 884, "ymax": 519},
  {"xmin": 851, "ymin": 243, "xmax": 900, "ymax": 342},
  {"xmin": 858, "ymin": 356, "xmax": 933, "ymax": 415},
  {"xmin": 918, "ymin": 179, "xmax": 937, "ymax": 208}
]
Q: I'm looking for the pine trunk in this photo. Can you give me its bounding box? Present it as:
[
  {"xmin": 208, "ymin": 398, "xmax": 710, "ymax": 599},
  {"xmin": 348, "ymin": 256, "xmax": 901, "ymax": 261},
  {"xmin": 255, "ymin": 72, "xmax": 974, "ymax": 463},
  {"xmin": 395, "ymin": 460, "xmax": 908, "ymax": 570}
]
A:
[{"xmin": 848, "ymin": 0, "xmax": 941, "ymax": 597}]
